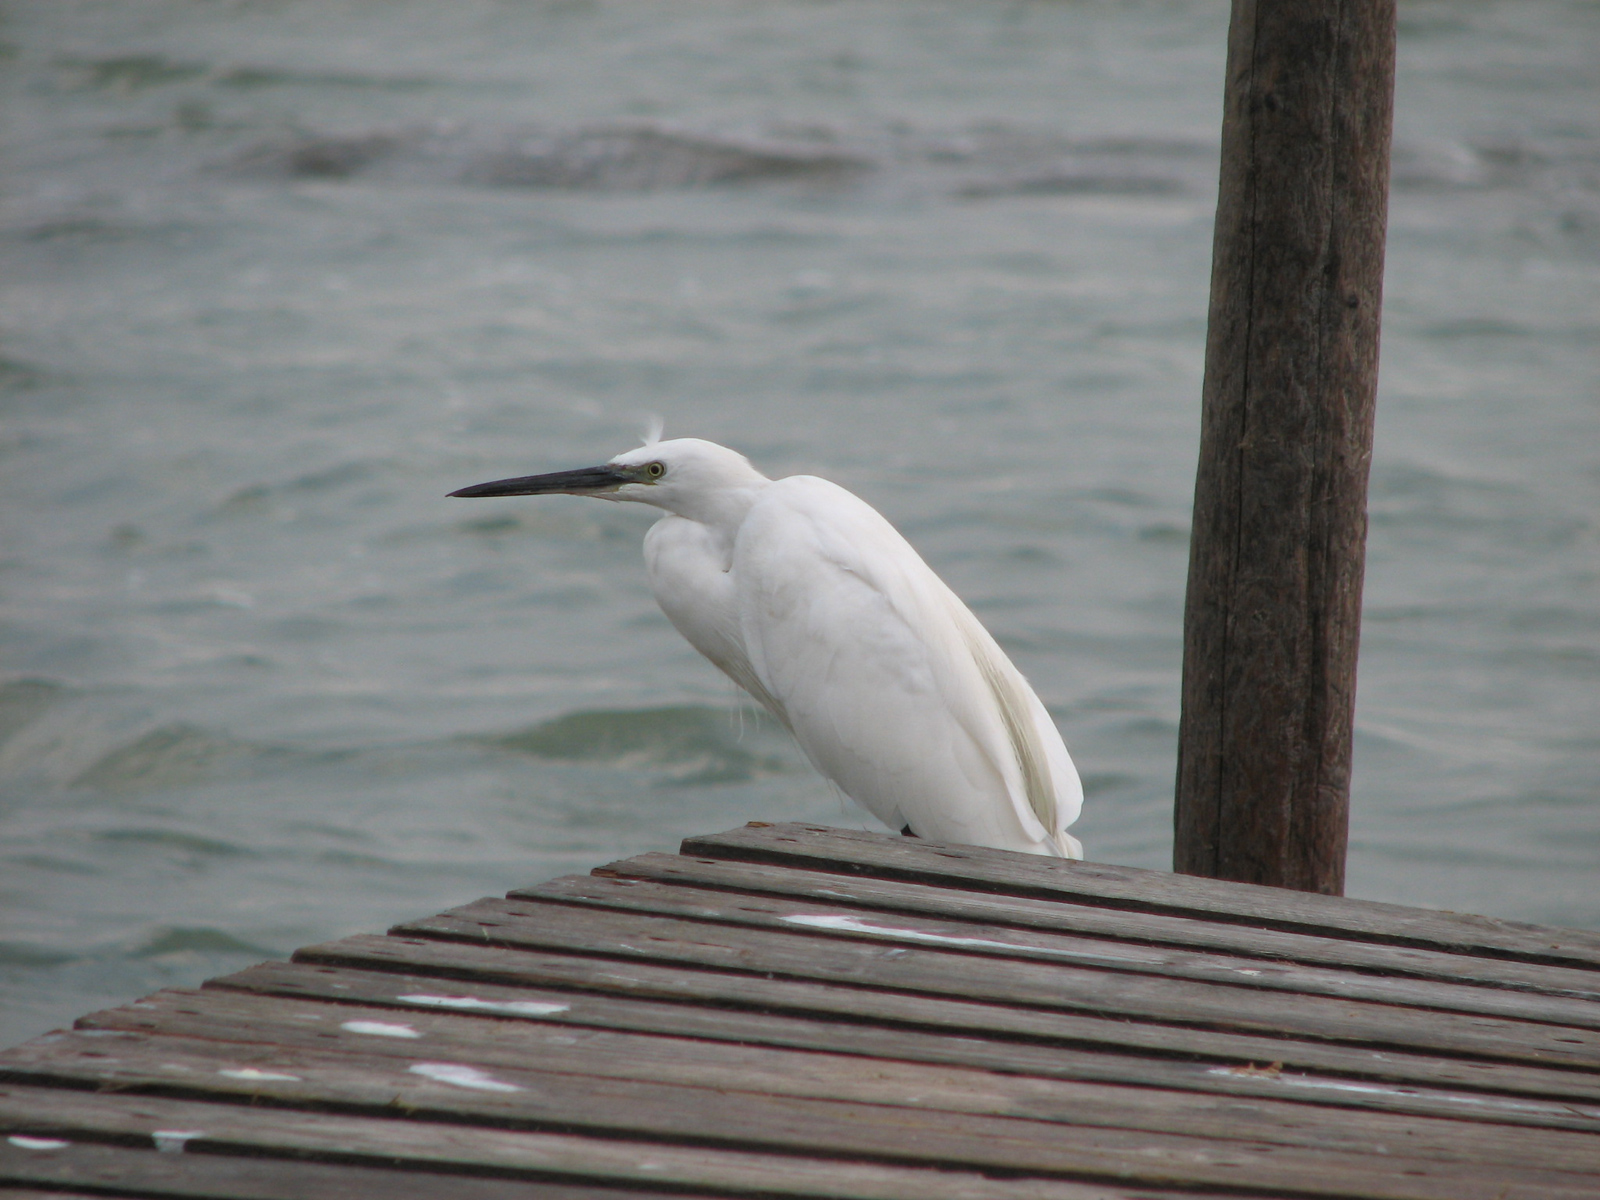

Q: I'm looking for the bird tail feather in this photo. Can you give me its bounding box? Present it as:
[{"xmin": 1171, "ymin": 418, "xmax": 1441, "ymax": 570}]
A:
[{"xmin": 962, "ymin": 626, "xmax": 1059, "ymax": 847}]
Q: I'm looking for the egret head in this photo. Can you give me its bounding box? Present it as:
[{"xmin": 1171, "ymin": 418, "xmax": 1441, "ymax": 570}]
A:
[{"xmin": 448, "ymin": 437, "xmax": 770, "ymax": 520}]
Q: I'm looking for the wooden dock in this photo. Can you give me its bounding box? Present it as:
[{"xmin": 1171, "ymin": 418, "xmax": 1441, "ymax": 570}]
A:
[{"xmin": 2, "ymin": 821, "xmax": 1598, "ymax": 1199}]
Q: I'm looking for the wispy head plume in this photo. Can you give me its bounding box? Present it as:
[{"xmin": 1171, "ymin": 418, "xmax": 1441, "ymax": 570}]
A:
[{"xmin": 641, "ymin": 414, "xmax": 665, "ymax": 447}]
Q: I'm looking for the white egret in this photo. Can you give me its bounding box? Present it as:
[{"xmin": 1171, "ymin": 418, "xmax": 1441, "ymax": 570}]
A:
[{"xmin": 450, "ymin": 437, "xmax": 1083, "ymax": 858}]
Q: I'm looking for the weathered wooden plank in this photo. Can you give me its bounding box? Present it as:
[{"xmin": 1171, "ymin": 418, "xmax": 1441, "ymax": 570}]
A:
[
  {"xmin": 599, "ymin": 852, "xmax": 1600, "ymax": 1001},
  {"xmin": 516, "ymin": 871, "xmax": 1600, "ymax": 1028},
  {"xmin": 4, "ymin": 1033, "xmax": 1596, "ymax": 1200},
  {"xmin": 276, "ymin": 938, "xmax": 1600, "ymax": 1113},
  {"xmin": 67, "ymin": 987, "xmax": 1600, "ymax": 1176},
  {"xmin": 12, "ymin": 823, "xmax": 1597, "ymax": 1200},
  {"xmin": 392, "ymin": 896, "xmax": 1600, "ymax": 1071},
  {"xmin": 211, "ymin": 960, "xmax": 1600, "ymax": 1129},
  {"xmin": 1, "ymin": 1135, "xmax": 663, "ymax": 1200},
  {"xmin": 0, "ymin": 1084, "xmax": 1214, "ymax": 1200},
  {"xmin": 686, "ymin": 824, "xmax": 1600, "ymax": 971}
]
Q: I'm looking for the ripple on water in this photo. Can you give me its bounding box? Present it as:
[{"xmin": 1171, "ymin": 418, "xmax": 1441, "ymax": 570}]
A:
[
  {"xmin": 90, "ymin": 828, "xmax": 255, "ymax": 859},
  {"xmin": 0, "ymin": 942, "xmax": 79, "ymax": 968},
  {"xmin": 468, "ymin": 705, "xmax": 798, "ymax": 786},
  {"xmin": 0, "ymin": 679, "xmax": 67, "ymax": 744},
  {"xmin": 71, "ymin": 725, "xmax": 352, "ymax": 793},
  {"xmin": 130, "ymin": 927, "xmax": 277, "ymax": 960}
]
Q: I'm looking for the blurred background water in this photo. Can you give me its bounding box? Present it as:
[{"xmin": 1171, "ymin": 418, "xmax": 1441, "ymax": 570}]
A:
[{"xmin": 1, "ymin": 0, "xmax": 1596, "ymax": 1048}]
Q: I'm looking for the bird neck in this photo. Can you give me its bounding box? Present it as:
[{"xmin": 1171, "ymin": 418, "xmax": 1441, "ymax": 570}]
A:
[{"xmin": 667, "ymin": 479, "xmax": 768, "ymax": 536}]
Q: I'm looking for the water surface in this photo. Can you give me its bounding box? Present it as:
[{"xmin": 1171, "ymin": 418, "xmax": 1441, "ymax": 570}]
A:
[{"xmin": 1, "ymin": 0, "xmax": 1597, "ymax": 1047}]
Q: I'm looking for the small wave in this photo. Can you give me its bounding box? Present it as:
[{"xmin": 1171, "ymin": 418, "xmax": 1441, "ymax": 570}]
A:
[
  {"xmin": 228, "ymin": 124, "xmax": 870, "ymax": 192},
  {"xmin": 92, "ymin": 828, "xmax": 254, "ymax": 858},
  {"xmin": 212, "ymin": 66, "xmax": 441, "ymax": 92},
  {"xmin": 217, "ymin": 460, "xmax": 384, "ymax": 515},
  {"xmin": 0, "ymin": 355, "xmax": 51, "ymax": 395},
  {"xmin": 230, "ymin": 132, "xmax": 402, "ymax": 180},
  {"xmin": 468, "ymin": 705, "xmax": 794, "ymax": 785},
  {"xmin": 26, "ymin": 217, "xmax": 150, "ymax": 243},
  {"xmin": 1137, "ymin": 523, "xmax": 1189, "ymax": 545},
  {"xmin": 56, "ymin": 53, "xmax": 442, "ymax": 96},
  {"xmin": 55, "ymin": 53, "xmax": 207, "ymax": 93},
  {"xmin": 0, "ymin": 679, "xmax": 68, "ymax": 748},
  {"xmin": 1365, "ymin": 460, "xmax": 1586, "ymax": 544},
  {"xmin": 131, "ymin": 926, "xmax": 277, "ymax": 959},
  {"xmin": 930, "ymin": 130, "xmax": 1210, "ymax": 199},
  {"xmin": 70, "ymin": 724, "xmax": 344, "ymax": 793},
  {"xmin": 1390, "ymin": 136, "xmax": 1600, "ymax": 193},
  {"xmin": 1418, "ymin": 317, "xmax": 1531, "ymax": 339},
  {"xmin": 468, "ymin": 127, "xmax": 871, "ymax": 191},
  {"xmin": 0, "ymin": 941, "xmax": 78, "ymax": 968},
  {"xmin": 220, "ymin": 120, "xmax": 1224, "ymax": 199},
  {"xmin": 1080, "ymin": 771, "xmax": 1139, "ymax": 796},
  {"xmin": 959, "ymin": 173, "xmax": 1188, "ymax": 199}
]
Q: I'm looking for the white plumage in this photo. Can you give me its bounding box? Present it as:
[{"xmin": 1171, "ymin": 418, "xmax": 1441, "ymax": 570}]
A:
[{"xmin": 451, "ymin": 436, "xmax": 1083, "ymax": 858}]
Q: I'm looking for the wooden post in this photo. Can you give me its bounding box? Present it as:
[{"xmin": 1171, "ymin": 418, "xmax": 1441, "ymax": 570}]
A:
[{"xmin": 1174, "ymin": 0, "xmax": 1396, "ymax": 894}]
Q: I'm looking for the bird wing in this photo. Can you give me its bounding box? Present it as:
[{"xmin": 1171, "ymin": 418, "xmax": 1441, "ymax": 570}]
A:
[
  {"xmin": 733, "ymin": 476, "xmax": 1079, "ymax": 854},
  {"xmin": 643, "ymin": 514, "xmax": 787, "ymax": 722}
]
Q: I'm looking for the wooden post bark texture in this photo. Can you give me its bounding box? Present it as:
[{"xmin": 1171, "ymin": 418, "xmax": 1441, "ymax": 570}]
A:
[{"xmin": 1174, "ymin": 0, "xmax": 1396, "ymax": 894}]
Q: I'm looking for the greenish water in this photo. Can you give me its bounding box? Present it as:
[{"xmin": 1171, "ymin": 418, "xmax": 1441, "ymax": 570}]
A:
[{"xmin": 2, "ymin": 0, "xmax": 1597, "ymax": 1047}]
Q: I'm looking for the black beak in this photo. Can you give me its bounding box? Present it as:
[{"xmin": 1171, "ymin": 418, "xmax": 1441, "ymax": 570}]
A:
[{"xmin": 448, "ymin": 464, "xmax": 631, "ymax": 498}]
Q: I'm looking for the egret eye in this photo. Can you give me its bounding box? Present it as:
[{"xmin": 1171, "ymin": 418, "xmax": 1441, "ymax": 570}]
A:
[{"xmin": 646, "ymin": 462, "xmax": 665, "ymax": 479}]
